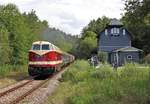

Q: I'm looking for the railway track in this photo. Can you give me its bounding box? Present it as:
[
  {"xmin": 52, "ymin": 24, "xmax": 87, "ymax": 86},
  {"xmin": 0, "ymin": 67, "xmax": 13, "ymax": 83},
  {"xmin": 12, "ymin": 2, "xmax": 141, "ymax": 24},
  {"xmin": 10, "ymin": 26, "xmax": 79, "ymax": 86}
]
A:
[
  {"xmin": 0, "ymin": 76, "xmax": 50, "ymax": 104},
  {"xmin": 0, "ymin": 78, "xmax": 34, "ymax": 98},
  {"xmin": 0, "ymin": 63, "xmax": 71, "ymax": 104}
]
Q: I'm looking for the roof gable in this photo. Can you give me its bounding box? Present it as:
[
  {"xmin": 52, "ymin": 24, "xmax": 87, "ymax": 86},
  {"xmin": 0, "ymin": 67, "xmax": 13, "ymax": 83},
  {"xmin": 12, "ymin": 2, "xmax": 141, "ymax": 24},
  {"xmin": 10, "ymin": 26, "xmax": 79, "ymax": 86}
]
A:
[{"xmin": 113, "ymin": 46, "xmax": 142, "ymax": 52}]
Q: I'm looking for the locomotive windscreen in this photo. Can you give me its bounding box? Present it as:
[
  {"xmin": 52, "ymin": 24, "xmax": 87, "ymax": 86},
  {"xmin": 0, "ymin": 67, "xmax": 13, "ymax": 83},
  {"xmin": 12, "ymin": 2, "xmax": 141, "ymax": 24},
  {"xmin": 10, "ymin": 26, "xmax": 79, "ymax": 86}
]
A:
[
  {"xmin": 42, "ymin": 44, "xmax": 49, "ymax": 50},
  {"xmin": 32, "ymin": 44, "xmax": 40, "ymax": 50}
]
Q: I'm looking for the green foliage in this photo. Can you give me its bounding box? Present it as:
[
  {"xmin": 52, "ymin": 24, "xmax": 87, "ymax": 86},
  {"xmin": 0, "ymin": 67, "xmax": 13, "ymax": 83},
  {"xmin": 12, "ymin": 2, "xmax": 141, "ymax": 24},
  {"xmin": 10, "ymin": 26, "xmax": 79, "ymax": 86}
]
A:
[
  {"xmin": 144, "ymin": 53, "xmax": 150, "ymax": 64},
  {"xmin": 122, "ymin": 0, "xmax": 150, "ymax": 55},
  {"xmin": 98, "ymin": 52, "xmax": 108, "ymax": 63},
  {"xmin": 0, "ymin": 4, "xmax": 48, "ymax": 65},
  {"xmin": 0, "ymin": 26, "xmax": 11, "ymax": 64},
  {"xmin": 0, "ymin": 65, "xmax": 27, "ymax": 77},
  {"xmin": 62, "ymin": 60, "xmax": 92, "ymax": 83},
  {"xmin": 47, "ymin": 60, "xmax": 150, "ymax": 104},
  {"xmin": 82, "ymin": 16, "xmax": 110, "ymax": 35},
  {"xmin": 23, "ymin": 10, "xmax": 48, "ymax": 40},
  {"xmin": 74, "ymin": 31, "xmax": 97, "ymax": 59},
  {"xmin": 90, "ymin": 65, "xmax": 114, "ymax": 79}
]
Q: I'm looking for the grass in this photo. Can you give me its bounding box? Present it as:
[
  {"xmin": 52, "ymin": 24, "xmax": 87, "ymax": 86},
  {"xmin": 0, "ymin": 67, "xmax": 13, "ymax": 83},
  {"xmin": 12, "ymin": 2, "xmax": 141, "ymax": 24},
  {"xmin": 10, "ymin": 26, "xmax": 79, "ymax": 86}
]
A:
[
  {"xmin": 0, "ymin": 65, "xmax": 28, "ymax": 77},
  {"xmin": 46, "ymin": 60, "xmax": 150, "ymax": 104},
  {"xmin": 0, "ymin": 64, "xmax": 28, "ymax": 88}
]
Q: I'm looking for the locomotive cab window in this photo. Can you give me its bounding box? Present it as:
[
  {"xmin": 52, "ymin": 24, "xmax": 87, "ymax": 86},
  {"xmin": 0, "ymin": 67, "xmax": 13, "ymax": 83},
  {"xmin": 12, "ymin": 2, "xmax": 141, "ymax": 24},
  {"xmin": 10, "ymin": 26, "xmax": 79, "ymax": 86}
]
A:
[
  {"xmin": 42, "ymin": 44, "xmax": 50, "ymax": 50},
  {"xmin": 32, "ymin": 44, "xmax": 40, "ymax": 50}
]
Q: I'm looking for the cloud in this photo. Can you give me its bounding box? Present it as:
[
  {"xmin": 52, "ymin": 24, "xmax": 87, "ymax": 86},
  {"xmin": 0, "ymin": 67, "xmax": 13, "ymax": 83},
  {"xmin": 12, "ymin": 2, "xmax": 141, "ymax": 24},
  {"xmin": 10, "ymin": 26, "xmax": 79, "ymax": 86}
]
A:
[{"xmin": 0, "ymin": 0, "xmax": 124, "ymax": 35}]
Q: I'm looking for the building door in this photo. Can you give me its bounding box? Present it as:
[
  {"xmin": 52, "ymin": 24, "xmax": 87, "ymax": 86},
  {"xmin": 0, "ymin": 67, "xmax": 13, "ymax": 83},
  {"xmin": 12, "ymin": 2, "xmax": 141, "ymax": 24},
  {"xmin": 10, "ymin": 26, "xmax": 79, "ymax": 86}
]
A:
[
  {"xmin": 108, "ymin": 53, "xmax": 111, "ymax": 64},
  {"xmin": 113, "ymin": 52, "xmax": 119, "ymax": 66}
]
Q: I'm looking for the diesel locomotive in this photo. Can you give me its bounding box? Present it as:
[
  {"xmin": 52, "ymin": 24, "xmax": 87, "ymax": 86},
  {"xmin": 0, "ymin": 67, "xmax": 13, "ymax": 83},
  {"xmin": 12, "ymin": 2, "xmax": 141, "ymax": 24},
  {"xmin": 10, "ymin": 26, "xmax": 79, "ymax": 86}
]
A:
[{"xmin": 28, "ymin": 41, "xmax": 74, "ymax": 76}]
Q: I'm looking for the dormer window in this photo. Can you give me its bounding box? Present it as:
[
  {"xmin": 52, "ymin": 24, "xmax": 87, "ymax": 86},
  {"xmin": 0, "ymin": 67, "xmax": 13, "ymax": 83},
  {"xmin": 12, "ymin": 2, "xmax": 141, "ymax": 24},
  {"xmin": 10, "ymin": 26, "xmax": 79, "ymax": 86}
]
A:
[
  {"xmin": 123, "ymin": 29, "xmax": 126, "ymax": 35},
  {"xmin": 105, "ymin": 29, "xmax": 108, "ymax": 35},
  {"xmin": 111, "ymin": 28, "xmax": 120, "ymax": 35}
]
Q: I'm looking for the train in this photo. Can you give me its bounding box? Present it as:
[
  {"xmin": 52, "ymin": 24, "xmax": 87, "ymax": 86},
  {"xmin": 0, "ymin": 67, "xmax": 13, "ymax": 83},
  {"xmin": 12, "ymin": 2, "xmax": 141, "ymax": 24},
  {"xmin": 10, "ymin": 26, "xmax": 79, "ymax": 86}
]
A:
[{"xmin": 28, "ymin": 41, "xmax": 75, "ymax": 76}]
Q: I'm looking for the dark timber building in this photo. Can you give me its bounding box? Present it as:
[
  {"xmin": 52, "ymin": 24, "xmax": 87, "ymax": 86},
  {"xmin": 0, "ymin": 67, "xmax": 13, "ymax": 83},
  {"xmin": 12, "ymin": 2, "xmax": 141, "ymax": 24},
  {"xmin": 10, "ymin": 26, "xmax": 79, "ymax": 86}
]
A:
[{"xmin": 98, "ymin": 18, "xmax": 142, "ymax": 66}]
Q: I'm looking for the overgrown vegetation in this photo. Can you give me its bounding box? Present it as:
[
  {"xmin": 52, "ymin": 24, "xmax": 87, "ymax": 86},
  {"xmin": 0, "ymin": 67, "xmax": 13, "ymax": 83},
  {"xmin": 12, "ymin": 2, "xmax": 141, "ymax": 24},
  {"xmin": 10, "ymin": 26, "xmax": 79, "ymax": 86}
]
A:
[
  {"xmin": 98, "ymin": 52, "xmax": 108, "ymax": 63},
  {"xmin": 0, "ymin": 4, "xmax": 48, "ymax": 65},
  {"xmin": 144, "ymin": 54, "xmax": 150, "ymax": 64},
  {"xmin": 46, "ymin": 60, "xmax": 150, "ymax": 104},
  {"xmin": 0, "ymin": 65, "xmax": 28, "ymax": 77},
  {"xmin": 73, "ymin": 31, "xmax": 97, "ymax": 59}
]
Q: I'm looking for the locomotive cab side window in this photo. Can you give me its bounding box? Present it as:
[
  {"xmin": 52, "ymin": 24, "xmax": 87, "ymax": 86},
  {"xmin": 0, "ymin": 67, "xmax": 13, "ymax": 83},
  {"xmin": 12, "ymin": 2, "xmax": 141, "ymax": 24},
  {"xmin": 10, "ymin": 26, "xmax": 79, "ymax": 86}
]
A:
[
  {"xmin": 32, "ymin": 44, "xmax": 40, "ymax": 50},
  {"xmin": 42, "ymin": 44, "xmax": 50, "ymax": 50}
]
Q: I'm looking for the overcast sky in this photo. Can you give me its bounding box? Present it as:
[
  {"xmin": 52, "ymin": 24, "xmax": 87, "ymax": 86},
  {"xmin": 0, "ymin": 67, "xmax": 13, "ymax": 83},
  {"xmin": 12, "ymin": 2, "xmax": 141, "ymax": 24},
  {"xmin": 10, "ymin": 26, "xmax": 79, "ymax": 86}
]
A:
[{"xmin": 0, "ymin": 0, "xmax": 125, "ymax": 35}]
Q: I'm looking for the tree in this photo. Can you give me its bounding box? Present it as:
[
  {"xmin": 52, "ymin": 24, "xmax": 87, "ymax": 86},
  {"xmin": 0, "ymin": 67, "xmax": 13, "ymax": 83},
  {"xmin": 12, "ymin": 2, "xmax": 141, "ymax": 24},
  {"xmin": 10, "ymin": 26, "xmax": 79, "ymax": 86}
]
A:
[
  {"xmin": 122, "ymin": 0, "xmax": 150, "ymax": 55},
  {"xmin": 82, "ymin": 16, "xmax": 110, "ymax": 36},
  {"xmin": 0, "ymin": 4, "xmax": 49, "ymax": 65},
  {"xmin": 0, "ymin": 26, "xmax": 11, "ymax": 65},
  {"xmin": 74, "ymin": 31, "xmax": 97, "ymax": 59}
]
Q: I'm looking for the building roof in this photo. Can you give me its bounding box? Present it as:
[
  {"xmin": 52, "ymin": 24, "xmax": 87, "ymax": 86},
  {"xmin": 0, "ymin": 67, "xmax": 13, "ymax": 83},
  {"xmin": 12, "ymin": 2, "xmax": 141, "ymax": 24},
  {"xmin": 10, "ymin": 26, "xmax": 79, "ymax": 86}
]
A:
[
  {"xmin": 113, "ymin": 46, "xmax": 143, "ymax": 52},
  {"xmin": 108, "ymin": 18, "xmax": 123, "ymax": 26},
  {"xmin": 97, "ymin": 18, "xmax": 132, "ymax": 40}
]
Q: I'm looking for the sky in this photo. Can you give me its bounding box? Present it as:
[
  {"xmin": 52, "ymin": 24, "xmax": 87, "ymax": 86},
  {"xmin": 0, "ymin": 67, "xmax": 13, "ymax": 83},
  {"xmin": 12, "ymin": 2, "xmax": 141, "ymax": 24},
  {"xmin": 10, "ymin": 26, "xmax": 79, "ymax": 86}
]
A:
[{"xmin": 0, "ymin": 0, "xmax": 125, "ymax": 35}]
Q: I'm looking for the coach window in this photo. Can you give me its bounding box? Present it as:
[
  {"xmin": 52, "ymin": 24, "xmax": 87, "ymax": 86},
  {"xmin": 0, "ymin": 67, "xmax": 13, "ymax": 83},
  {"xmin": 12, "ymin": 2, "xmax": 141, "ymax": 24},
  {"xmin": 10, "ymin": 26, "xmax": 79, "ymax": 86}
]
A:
[
  {"xmin": 42, "ymin": 44, "xmax": 50, "ymax": 50},
  {"xmin": 32, "ymin": 44, "xmax": 40, "ymax": 50}
]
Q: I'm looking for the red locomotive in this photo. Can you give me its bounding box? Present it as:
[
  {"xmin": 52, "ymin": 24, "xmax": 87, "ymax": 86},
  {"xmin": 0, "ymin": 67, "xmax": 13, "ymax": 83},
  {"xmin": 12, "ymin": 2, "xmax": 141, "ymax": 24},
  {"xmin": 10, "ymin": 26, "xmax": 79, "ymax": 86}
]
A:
[{"xmin": 28, "ymin": 41, "xmax": 74, "ymax": 76}]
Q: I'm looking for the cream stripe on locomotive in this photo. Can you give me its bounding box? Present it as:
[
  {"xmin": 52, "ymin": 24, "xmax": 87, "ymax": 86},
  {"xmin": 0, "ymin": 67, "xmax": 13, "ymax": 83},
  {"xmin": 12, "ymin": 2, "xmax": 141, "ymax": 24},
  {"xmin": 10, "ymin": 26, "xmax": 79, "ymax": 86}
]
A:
[{"xmin": 29, "ymin": 60, "xmax": 63, "ymax": 65}]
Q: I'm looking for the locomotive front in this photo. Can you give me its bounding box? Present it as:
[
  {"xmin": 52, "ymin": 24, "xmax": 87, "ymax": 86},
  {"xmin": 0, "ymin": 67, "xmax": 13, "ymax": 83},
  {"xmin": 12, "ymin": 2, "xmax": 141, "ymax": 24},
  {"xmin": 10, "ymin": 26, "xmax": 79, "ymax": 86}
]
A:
[{"xmin": 28, "ymin": 41, "xmax": 63, "ymax": 76}]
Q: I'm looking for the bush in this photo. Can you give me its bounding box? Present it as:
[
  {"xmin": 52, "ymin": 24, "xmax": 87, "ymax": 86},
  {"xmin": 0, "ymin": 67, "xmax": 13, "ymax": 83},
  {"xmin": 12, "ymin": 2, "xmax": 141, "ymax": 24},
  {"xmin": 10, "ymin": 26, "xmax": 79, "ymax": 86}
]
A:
[
  {"xmin": 91, "ymin": 65, "xmax": 115, "ymax": 79},
  {"xmin": 144, "ymin": 53, "xmax": 150, "ymax": 64},
  {"xmin": 62, "ymin": 60, "xmax": 93, "ymax": 83},
  {"xmin": 98, "ymin": 52, "xmax": 108, "ymax": 63},
  {"xmin": 0, "ymin": 65, "xmax": 27, "ymax": 77}
]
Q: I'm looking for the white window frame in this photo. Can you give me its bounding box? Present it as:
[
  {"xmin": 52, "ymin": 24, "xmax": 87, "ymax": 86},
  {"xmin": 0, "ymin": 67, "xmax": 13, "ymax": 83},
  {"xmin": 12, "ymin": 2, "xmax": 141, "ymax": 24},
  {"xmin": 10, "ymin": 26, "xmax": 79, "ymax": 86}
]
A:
[
  {"xmin": 123, "ymin": 29, "xmax": 126, "ymax": 35},
  {"xmin": 111, "ymin": 28, "xmax": 114, "ymax": 34},
  {"xmin": 127, "ymin": 55, "xmax": 132, "ymax": 60},
  {"xmin": 111, "ymin": 28, "xmax": 120, "ymax": 35},
  {"xmin": 105, "ymin": 29, "xmax": 108, "ymax": 35}
]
